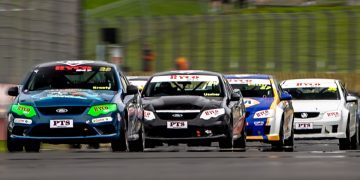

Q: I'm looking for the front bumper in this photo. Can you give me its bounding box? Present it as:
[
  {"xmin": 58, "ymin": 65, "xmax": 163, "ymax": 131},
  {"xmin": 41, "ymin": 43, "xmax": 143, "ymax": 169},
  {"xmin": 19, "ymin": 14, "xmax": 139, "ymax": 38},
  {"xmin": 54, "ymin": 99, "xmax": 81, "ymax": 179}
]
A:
[
  {"xmin": 144, "ymin": 117, "xmax": 229, "ymax": 143},
  {"xmin": 8, "ymin": 113, "xmax": 122, "ymax": 144},
  {"xmin": 293, "ymin": 118, "xmax": 346, "ymax": 139}
]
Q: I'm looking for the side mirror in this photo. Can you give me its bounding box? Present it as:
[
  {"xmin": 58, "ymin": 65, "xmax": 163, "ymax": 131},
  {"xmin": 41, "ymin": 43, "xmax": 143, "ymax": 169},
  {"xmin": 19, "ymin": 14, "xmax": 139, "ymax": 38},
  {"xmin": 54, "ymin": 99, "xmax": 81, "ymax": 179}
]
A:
[
  {"xmin": 280, "ymin": 92, "xmax": 292, "ymax": 101},
  {"xmin": 346, "ymin": 95, "xmax": 358, "ymax": 103},
  {"xmin": 8, "ymin": 86, "xmax": 19, "ymax": 97},
  {"xmin": 126, "ymin": 85, "xmax": 139, "ymax": 95},
  {"xmin": 230, "ymin": 92, "xmax": 240, "ymax": 101}
]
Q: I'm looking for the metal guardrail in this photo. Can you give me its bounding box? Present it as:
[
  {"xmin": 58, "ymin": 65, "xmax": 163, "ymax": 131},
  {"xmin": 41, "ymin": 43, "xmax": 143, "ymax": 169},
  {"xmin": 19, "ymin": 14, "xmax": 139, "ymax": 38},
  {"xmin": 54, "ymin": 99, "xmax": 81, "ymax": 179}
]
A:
[
  {"xmin": 0, "ymin": 0, "xmax": 81, "ymax": 84},
  {"xmin": 84, "ymin": 10, "xmax": 360, "ymax": 73}
]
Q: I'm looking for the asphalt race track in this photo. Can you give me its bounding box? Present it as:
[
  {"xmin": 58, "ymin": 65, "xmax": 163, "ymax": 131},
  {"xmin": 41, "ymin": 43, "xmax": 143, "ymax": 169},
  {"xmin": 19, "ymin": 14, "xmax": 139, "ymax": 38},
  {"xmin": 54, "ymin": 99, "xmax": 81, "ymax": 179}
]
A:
[{"xmin": 0, "ymin": 140, "xmax": 359, "ymax": 180}]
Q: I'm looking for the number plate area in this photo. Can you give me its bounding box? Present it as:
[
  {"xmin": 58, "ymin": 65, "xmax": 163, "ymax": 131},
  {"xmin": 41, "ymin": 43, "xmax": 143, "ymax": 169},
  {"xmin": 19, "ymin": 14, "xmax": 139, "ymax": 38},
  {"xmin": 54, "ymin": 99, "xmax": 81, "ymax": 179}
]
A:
[
  {"xmin": 295, "ymin": 122, "xmax": 313, "ymax": 130},
  {"xmin": 167, "ymin": 121, "xmax": 188, "ymax": 129},
  {"xmin": 50, "ymin": 119, "xmax": 74, "ymax": 128}
]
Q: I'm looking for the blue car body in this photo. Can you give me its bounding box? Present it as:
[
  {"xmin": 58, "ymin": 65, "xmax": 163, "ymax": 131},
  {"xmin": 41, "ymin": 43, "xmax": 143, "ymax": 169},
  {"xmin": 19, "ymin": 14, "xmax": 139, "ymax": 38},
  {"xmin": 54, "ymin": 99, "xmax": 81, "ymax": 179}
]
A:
[
  {"xmin": 7, "ymin": 61, "xmax": 143, "ymax": 151},
  {"xmin": 225, "ymin": 74, "xmax": 294, "ymax": 148}
]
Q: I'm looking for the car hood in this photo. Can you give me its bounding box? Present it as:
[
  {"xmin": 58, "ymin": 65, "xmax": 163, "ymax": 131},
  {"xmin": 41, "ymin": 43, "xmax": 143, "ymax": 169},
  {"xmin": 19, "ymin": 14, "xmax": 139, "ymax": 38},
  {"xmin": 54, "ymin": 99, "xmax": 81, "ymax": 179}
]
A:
[
  {"xmin": 18, "ymin": 89, "xmax": 116, "ymax": 107},
  {"xmin": 244, "ymin": 97, "xmax": 275, "ymax": 113},
  {"xmin": 142, "ymin": 96, "xmax": 224, "ymax": 111},
  {"xmin": 292, "ymin": 100, "xmax": 341, "ymax": 112}
]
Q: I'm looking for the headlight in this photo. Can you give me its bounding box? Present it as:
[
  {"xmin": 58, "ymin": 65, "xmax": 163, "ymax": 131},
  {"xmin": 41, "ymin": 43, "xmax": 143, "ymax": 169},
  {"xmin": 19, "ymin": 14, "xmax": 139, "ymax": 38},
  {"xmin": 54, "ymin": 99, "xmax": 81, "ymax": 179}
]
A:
[
  {"xmin": 11, "ymin": 104, "xmax": 37, "ymax": 118},
  {"xmin": 144, "ymin": 110, "xmax": 155, "ymax": 121},
  {"xmin": 200, "ymin": 108, "xmax": 225, "ymax": 120},
  {"xmin": 253, "ymin": 109, "xmax": 275, "ymax": 119},
  {"xmin": 14, "ymin": 118, "xmax": 32, "ymax": 125},
  {"xmin": 88, "ymin": 104, "xmax": 117, "ymax": 117},
  {"xmin": 323, "ymin": 111, "xmax": 341, "ymax": 120}
]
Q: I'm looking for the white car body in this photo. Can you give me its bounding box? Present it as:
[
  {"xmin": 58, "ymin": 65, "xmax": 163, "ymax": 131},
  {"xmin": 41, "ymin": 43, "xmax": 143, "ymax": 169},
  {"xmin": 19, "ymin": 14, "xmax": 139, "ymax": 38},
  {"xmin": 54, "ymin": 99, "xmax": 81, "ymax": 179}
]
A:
[{"xmin": 281, "ymin": 79, "xmax": 358, "ymax": 141}]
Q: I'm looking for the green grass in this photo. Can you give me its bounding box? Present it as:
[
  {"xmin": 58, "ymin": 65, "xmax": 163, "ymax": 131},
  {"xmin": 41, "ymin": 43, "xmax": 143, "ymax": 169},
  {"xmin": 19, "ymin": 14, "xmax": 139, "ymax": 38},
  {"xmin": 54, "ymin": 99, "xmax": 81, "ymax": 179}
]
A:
[
  {"xmin": 0, "ymin": 141, "xmax": 5, "ymax": 152},
  {"xmin": 84, "ymin": 3, "xmax": 360, "ymax": 72},
  {"xmin": 84, "ymin": 0, "xmax": 120, "ymax": 10}
]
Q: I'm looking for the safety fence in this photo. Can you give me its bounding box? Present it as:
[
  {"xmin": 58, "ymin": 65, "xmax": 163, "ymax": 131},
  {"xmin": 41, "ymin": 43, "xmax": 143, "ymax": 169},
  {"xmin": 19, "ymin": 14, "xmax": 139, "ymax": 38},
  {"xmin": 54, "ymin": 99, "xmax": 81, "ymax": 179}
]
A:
[{"xmin": 84, "ymin": 10, "xmax": 360, "ymax": 73}]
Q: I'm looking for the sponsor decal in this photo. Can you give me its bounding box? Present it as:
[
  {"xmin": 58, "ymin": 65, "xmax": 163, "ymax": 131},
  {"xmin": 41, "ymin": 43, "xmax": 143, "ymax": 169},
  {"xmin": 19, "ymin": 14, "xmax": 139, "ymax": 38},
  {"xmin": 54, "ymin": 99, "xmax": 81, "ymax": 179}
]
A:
[
  {"xmin": 92, "ymin": 86, "xmax": 111, "ymax": 90},
  {"xmin": 99, "ymin": 67, "xmax": 112, "ymax": 72},
  {"xmin": 55, "ymin": 65, "xmax": 92, "ymax": 72},
  {"xmin": 200, "ymin": 108, "xmax": 225, "ymax": 120},
  {"xmin": 227, "ymin": 79, "xmax": 271, "ymax": 85},
  {"xmin": 92, "ymin": 117, "xmax": 112, "ymax": 124},
  {"xmin": 167, "ymin": 121, "xmax": 188, "ymax": 129},
  {"xmin": 204, "ymin": 93, "xmax": 220, "ymax": 97},
  {"xmin": 50, "ymin": 119, "xmax": 73, "ymax": 128},
  {"xmin": 243, "ymin": 98, "xmax": 260, "ymax": 108},
  {"xmin": 151, "ymin": 75, "xmax": 219, "ymax": 82},
  {"xmin": 144, "ymin": 110, "xmax": 155, "ymax": 121},
  {"xmin": 282, "ymin": 81, "xmax": 337, "ymax": 88},
  {"xmin": 325, "ymin": 111, "xmax": 341, "ymax": 118}
]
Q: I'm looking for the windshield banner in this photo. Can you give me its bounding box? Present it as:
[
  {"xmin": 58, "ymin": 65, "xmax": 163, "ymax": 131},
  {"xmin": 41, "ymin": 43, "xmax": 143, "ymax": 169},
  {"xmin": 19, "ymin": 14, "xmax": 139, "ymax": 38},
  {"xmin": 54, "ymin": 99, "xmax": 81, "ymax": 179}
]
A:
[
  {"xmin": 227, "ymin": 79, "xmax": 271, "ymax": 85},
  {"xmin": 151, "ymin": 75, "xmax": 219, "ymax": 82}
]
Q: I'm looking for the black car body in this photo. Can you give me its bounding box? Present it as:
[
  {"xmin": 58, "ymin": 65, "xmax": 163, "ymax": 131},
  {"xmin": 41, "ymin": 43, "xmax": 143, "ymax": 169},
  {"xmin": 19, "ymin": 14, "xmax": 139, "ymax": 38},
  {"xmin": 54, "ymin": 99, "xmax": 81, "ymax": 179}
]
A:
[
  {"xmin": 7, "ymin": 60, "xmax": 144, "ymax": 152},
  {"xmin": 141, "ymin": 70, "xmax": 246, "ymax": 149}
]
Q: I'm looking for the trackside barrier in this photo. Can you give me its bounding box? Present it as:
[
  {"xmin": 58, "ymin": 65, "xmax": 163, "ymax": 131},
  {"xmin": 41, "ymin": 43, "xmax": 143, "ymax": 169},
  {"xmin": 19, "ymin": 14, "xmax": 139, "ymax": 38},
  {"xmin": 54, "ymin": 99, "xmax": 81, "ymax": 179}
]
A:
[{"xmin": 0, "ymin": 84, "xmax": 16, "ymax": 142}]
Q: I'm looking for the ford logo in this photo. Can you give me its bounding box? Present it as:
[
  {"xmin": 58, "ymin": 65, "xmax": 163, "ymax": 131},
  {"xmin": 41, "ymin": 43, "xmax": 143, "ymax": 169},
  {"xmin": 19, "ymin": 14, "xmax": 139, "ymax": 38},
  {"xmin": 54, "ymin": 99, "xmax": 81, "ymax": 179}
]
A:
[
  {"xmin": 56, "ymin": 108, "xmax": 68, "ymax": 113},
  {"xmin": 172, "ymin": 114, "xmax": 183, "ymax": 118}
]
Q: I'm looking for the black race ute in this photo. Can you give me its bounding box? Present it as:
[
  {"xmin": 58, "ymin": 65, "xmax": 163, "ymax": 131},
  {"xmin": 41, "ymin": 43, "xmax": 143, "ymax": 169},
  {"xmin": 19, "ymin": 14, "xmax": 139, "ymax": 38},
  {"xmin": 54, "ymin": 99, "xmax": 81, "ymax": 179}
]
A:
[{"xmin": 141, "ymin": 70, "xmax": 246, "ymax": 150}]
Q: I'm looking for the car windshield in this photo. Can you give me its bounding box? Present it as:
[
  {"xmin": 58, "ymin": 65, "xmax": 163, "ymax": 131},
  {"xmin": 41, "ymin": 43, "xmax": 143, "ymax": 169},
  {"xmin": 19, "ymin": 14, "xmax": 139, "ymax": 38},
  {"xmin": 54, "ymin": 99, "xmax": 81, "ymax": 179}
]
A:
[
  {"xmin": 143, "ymin": 75, "xmax": 223, "ymax": 97},
  {"xmin": 24, "ymin": 65, "xmax": 119, "ymax": 91},
  {"xmin": 283, "ymin": 87, "xmax": 340, "ymax": 100},
  {"xmin": 227, "ymin": 78, "xmax": 273, "ymax": 98}
]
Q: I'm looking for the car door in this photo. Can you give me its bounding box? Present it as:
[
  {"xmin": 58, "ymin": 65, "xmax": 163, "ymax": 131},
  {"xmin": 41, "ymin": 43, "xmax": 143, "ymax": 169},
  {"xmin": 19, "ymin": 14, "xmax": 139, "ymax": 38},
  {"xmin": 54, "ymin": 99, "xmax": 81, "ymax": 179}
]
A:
[
  {"xmin": 120, "ymin": 73, "xmax": 141, "ymax": 138},
  {"xmin": 222, "ymin": 76, "xmax": 244, "ymax": 137},
  {"xmin": 339, "ymin": 81, "xmax": 357, "ymax": 135}
]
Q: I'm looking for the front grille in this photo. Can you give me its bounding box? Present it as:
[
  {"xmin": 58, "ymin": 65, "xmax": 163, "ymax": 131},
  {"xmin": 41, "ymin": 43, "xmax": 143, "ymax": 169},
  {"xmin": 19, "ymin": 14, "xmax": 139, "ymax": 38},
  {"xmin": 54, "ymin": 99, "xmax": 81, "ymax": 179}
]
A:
[
  {"xmin": 37, "ymin": 106, "xmax": 87, "ymax": 115},
  {"xmin": 156, "ymin": 112, "xmax": 199, "ymax": 120},
  {"xmin": 155, "ymin": 104, "xmax": 201, "ymax": 110},
  {"xmin": 294, "ymin": 112, "xmax": 320, "ymax": 119},
  {"xmin": 28, "ymin": 124, "xmax": 97, "ymax": 137},
  {"xmin": 294, "ymin": 129, "xmax": 322, "ymax": 134}
]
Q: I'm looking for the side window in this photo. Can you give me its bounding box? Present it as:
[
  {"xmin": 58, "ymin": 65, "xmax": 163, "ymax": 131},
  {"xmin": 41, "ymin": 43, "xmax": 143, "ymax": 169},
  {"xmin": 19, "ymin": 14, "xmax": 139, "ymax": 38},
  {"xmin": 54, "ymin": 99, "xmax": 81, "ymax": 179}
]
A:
[
  {"xmin": 120, "ymin": 76, "xmax": 128, "ymax": 92},
  {"xmin": 339, "ymin": 81, "xmax": 348, "ymax": 98}
]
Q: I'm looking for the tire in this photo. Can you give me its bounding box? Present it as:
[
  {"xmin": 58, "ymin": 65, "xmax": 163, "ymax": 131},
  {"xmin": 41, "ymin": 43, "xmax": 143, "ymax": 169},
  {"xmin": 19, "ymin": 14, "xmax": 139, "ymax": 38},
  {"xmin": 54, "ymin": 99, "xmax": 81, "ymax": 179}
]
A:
[
  {"xmin": 233, "ymin": 126, "xmax": 246, "ymax": 151},
  {"xmin": 128, "ymin": 126, "xmax": 144, "ymax": 152},
  {"xmin": 350, "ymin": 118, "xmax": 358, "ymax": 150},
  {"xmin": 283, "ymin": 121, "xmax": 294, "ymax": 152},
  {"xmin": 24, "ymin": 141, "xmax": 41, "ymax": 153},
  {"xmin": 219, "ymin": 125, "xmax": 233, "ymax": 149},
  {"xmin": 7, "ymin": 131, "xmax": 23, "ymax": 152},
  {"xmin": 271, "ymin": 120, "xmax": 285, "ymax": 152},
  {"xmin": 339, "ymin": 118, "xmax": 351, "ymax": 150},
  {"xmin": 111, "ymin": 121, "xmax": 128, "ymax": 152}
]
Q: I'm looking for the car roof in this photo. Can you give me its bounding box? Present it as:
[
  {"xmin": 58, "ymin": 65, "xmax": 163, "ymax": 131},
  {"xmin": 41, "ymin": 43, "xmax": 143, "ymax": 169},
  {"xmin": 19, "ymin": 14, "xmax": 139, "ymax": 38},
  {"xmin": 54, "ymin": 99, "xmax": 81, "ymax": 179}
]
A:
[
  {"xmin": 36, "ymin": 60, "xmax": 115, "ymax": 68},
  {"xmin": 225, "ymin": 74, "xmax": 273, "ymax": 79},
  {"xmin": 153, "ymin": 70, "xmax": 223, "ymax": 77}
]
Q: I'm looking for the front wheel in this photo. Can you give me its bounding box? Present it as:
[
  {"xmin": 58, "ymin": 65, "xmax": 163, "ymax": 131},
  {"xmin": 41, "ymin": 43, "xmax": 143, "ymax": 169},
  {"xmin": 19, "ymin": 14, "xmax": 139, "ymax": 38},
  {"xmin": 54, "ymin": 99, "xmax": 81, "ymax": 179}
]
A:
[
  {"xmin": 271, "ymin": 120, "xmax": 285, "ymax": 151},
  {"xmin": 7, "ymin": 131, "xmax": 23, "ymax": 152},
  {"xmin": 233, "ymin": 127, "xmax": 246, "ymax": 151},
  {"xmin": 24, "ymin": 141, "xmax": 41, "ymax": 153},
  {"xmin": 128, "ymin": 126, "xmax": 144, "ymax": 152},
  {"xmin": 111, "ymin": 122, "xmax": 128, "ymax": 152},
  {"xmin": 339, "ymin": 119, "xmax": 351, "ymax": 150}
]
